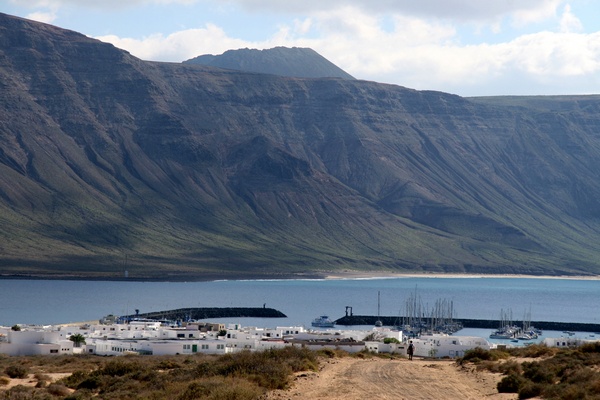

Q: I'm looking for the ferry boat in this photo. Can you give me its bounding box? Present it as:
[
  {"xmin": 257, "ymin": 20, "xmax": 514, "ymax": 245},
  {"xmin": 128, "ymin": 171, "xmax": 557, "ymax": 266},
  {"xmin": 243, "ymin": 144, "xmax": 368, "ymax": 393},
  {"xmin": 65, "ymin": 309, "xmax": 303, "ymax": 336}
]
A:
[{"xmin": 311, "ymin": 315, "xmax": 335, "ymax": 328}]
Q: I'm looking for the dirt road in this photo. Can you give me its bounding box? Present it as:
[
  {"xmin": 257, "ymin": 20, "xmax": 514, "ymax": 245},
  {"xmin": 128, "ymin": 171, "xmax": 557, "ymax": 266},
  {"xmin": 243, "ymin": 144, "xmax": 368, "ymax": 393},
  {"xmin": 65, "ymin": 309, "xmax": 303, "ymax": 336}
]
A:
[{"xmin": 265, "ymin": 357, "xmax": 517, "ymax": 400}]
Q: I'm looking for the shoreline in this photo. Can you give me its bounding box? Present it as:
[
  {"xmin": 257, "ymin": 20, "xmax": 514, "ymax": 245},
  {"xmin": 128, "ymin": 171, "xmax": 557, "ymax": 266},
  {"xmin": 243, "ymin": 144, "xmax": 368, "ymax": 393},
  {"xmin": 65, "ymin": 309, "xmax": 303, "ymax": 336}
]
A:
[
  {"xmin": 321, "ymin": 270, "xmax": 600, "ymax": 281},
  {"xmin": 2, "ymin": 271, "xmax": 600, "ymax": 282}
]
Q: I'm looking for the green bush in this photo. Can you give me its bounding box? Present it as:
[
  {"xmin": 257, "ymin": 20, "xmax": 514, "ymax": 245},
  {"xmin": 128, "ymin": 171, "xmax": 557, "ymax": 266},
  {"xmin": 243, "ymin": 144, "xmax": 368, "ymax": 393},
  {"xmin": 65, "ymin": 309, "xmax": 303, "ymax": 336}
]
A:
[
  {"xmin": 579, "ymin": 342, "xmax": 600, "ymax": 353},
  {"xmin": 77, "ymin": 375, "xmax": 103, "ymax": 390},
  {"xmin": 497, "ymin": 373, "xmax": 526, "ymax": 393},
  {"xmin": 459, "ymin": 347, "xmax": 498, "ymax": 364},
  {"xmin": 4, "ymin": 364, "xmax": 29, "ymax": 379},
  {"xmin": 60, "ymin": 370, "xmax": 89, "ymax": 388},
  {"xmin": 97, "ymin": 360, "xmax": 143, "ymax": 377},
  {"xmin": 497, "ymin": 360, "xmax": 522, "ymax": 375},
  {"xmin": 522, "ymin": 361, "xmax": 555, "ymax": 384},
  {"xmin": 518, "ymin": 382, "xmax": 543, "ymax": 399}
]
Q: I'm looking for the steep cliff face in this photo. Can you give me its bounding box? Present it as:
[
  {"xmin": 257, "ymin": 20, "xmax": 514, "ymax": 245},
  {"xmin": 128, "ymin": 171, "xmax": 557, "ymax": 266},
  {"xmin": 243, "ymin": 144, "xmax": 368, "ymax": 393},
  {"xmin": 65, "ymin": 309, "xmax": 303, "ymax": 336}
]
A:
[{"xmin": 2, "ymin": 12, "xmax": 600, "ymax": 279}]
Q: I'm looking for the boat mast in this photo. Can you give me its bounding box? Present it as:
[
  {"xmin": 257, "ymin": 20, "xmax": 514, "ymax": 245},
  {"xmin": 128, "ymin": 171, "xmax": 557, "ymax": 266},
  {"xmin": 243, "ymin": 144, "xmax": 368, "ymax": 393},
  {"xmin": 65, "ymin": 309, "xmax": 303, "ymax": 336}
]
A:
[{"xmin": 375, "ymin": 291, "xmax": 383, "ymax": 327}]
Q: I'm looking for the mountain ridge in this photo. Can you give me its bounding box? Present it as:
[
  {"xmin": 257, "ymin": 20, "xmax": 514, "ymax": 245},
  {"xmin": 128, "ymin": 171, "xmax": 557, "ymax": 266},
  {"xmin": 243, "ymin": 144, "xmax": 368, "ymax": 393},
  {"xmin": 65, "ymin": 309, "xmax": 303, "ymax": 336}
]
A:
[
  {"xmin": 1, "ymin": 12, "xmax": 600, "ymax": 280},
  {"xmin": 184, "ymin": 46, "xmax": 355, "ymax": 80}
]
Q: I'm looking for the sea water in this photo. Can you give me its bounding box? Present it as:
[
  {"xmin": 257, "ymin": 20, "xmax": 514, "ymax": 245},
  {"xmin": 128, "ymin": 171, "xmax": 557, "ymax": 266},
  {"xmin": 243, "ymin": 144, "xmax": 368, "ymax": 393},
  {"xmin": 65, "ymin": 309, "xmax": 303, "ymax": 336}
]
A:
[{"xmin": 1, "ymin": 277, "xmax": 598, "ymax": 331}]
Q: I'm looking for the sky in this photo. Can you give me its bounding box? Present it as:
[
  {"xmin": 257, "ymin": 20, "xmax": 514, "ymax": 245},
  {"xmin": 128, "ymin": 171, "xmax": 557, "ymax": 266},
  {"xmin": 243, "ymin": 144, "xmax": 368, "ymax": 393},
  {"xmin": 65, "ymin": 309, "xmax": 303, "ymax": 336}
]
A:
[{"xmin": 3, "ymin": 0, "xmax": 600, "ymax": 96}]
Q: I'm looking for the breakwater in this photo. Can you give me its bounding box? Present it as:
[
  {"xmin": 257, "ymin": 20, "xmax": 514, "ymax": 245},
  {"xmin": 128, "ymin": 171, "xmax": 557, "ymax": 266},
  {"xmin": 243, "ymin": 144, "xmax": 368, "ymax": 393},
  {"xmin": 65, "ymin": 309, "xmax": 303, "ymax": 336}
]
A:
[
  {"xmin": 335, "ymin": 315, "xmax": 600, "ymax": 333},
  {"xmin": 123, "ymin": 307, "xmax": 287, "ymax": 321}
]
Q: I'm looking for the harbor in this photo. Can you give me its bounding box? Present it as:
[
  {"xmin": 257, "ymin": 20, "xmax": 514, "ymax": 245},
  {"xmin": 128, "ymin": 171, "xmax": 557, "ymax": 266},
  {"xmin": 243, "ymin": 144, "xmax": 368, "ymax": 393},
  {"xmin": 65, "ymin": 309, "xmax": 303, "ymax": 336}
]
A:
[
  {"xmin": 117, "ymin": 307, "xmax": 600, "ymax": 335},
  {"xmin": 335, "ymin": 314, "xmax": 600, "ymax": 333}
]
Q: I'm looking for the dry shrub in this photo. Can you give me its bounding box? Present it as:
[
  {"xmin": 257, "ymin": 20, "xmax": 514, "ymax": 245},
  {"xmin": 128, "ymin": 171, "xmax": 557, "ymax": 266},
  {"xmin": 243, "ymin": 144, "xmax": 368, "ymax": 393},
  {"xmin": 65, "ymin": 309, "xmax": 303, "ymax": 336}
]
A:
[
  {"xmin": 156, "ymin": 359, "xmax": 182, "ymax": 370},
  {"xmin": 59, "ymin": 370, "xmax": 89, "ymax": 388},
  {"xmin": 97, "ymin": 360, "xmax": 143, "ymax": 377},
  {"xmin": 561, "ymin": 366, "xmax": 594, "ymax": 385},
  {"xmin": 517, "ymin": 381, "xmax": 543, "ymax": 399},
  {"xmin": 522, "ymin": 361, "xmax": 556, "ymax": 384},
  {"xmin": 178, "ymin": 377, "xmax": 263, "ymax": 400},
  {"xmin": 194, "ymin": 361, "xmax": 219, "ymax": 378},
  {"xmin": 552, "ymin": 384, "xmax": 588, "ymax": 400},
  {"xmin": 2, "ymin": 348, "xmax": 320, "ymax": 399},
  {"xmin": 480, "ymin": 359, "xmax": 522, "ymax": 375},
  {"xmin": 4, "ymin": 365, "xmax": 29, "ymax": 379},
  {"xmin": 588, "ymin": 376, "xmax": 600, "ymax": 395},
  {"xmin": 34, "ymin": 373, "xmax": 50, "ymax": 381},
  {"xmin": 0, "ymin": 376, "xmax": 10, "ymax": 386},
  {"xmin": 3, "ymin": 385, "xmax": 46, "ymax": 400},
  {"xmin": 317, "ymin": 348, "xmax": 336, "ymax": 358},
  {"xmin": 47, "ymin": 383, "xmax": 71, "ymax": 396},
  {"xmin": 517, "ymin": 344, "xmax": 557, "ymax": 358},
  {"xmin": 459, "ymin": 347, "xmax": 506, "ymax": 364},
  {"xmin": 579, "ymin": 342, "xmax": 600, "ymax": 354}
]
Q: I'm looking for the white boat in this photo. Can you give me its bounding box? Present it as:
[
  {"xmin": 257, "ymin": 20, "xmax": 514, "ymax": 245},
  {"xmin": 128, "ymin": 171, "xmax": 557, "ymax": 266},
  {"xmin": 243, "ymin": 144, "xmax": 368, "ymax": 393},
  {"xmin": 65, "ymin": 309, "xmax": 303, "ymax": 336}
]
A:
[
  {"xmin": 311, "ymin": 315, "xmax": 335, "ymax": 328},
  {"xmin": 490, "ymin": 330, "xmax": 514, "ymax": 339},
  {"xmin": 490, "ymin": 325, "xmax": 518, "ymax": 339}
]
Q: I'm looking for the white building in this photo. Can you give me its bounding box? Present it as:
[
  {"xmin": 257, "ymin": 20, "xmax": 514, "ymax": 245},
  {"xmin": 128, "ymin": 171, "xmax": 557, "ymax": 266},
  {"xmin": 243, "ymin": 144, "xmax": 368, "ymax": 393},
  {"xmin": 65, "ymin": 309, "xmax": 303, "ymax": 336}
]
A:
[
  {"xmin": 542, "ymin": 337, "xmax": 598, "ymax": 348},
  {"xmin": 0, "ymin": 327, "xmax": 74, "ymax": 356},
  {"xmin": 410, "ymin": 334, "xmax": 495, "ymax": 358},
  {"xmin": 0, "ymin": 322, "xmax": 495, "ymax": 358}
]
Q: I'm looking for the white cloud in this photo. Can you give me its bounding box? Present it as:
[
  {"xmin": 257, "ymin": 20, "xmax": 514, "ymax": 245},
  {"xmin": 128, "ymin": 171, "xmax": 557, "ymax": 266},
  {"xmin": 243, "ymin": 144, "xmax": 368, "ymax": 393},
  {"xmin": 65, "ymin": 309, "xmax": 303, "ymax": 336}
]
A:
[
  {"xmin": 91, "ymin": 4, "xmax": 600, "ymax": 96},
  {"xmin": 25, "ymin": 10, "xmax": 57, "ymax": 23},
  {"xmin": 10, "ymin": 0, "xmax": 599, "ymax": 95},
  {"xmin": 225, "ymin": 0, "xmax": 567, "ymax": 23},
  {"xmin": 559, "ymin": 4, "xmax": 583, "ymax": 33},
  {"xmin": 10, "ymin": 0, "xmax": 198, "ymax": 6},
  {"xmin": 96, "ymin": 24, "xmax": 249, "ymax": 62},
  {"xmin": 509, "ymin": 31, "xmax": 600, "ymax": 76},
  {"xmin": 510, "ymin": 0, "xmax": 563, "ymax": 26}
]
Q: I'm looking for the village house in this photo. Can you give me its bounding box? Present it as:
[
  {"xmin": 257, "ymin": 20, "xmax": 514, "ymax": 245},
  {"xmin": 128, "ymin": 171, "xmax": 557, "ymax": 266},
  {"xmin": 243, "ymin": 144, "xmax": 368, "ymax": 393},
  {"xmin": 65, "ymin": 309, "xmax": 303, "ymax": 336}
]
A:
[
  {"xmin": 5, "ymin": 321, "xmax": 595, "ymax": 358},
  {"xmin": 0, "ymin": 325, "xmax": 74, "ymax": 356},
  {"xmin": 410, "ymin": 334, "xmax": 494, "ymax": 358}
]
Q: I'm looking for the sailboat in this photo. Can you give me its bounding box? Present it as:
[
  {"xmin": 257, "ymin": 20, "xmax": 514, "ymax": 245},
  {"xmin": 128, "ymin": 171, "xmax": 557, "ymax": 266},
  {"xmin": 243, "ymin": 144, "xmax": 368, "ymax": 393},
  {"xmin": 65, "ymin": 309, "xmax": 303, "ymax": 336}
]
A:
[{"xmin": 375, "ymin": 291, "xmax": 383, "ymax": 327}]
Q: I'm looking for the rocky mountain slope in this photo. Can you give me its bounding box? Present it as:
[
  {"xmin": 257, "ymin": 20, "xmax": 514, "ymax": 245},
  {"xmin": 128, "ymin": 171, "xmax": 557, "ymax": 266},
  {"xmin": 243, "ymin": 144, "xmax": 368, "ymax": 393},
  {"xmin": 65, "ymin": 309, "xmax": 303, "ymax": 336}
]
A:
[
  {"xmin": 184, "ymin": 46, "xmax": 355, "ymax": 79},
  {"xmin": 1, "ymin": 12, "xmax": 600, "ymax": 280}
]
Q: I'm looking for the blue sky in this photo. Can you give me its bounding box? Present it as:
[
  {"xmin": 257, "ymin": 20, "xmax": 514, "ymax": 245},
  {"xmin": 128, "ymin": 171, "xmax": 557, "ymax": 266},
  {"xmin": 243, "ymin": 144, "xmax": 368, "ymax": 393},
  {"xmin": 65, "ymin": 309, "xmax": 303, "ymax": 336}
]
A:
[{"xmin": 4, "ymin": 0, "xmax": 600, "ymax": 96}]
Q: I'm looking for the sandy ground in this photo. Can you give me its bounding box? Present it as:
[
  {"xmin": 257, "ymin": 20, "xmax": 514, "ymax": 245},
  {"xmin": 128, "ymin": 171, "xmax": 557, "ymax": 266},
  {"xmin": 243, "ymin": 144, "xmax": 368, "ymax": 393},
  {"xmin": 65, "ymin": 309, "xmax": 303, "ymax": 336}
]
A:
[
  {"xmin": 264, "ymin": 356, "xmax": 518, "ymax": 400},
  {"xmin": 1, "ymin": 358, "xmax": 519, "ymax": 399},
  {"xmin": 1, "ymin": 373, "xmax": 71, "ymax": 390},
  {"xmin": 322, "ymin": 271, "xmax": 600, "ymax": 280}
]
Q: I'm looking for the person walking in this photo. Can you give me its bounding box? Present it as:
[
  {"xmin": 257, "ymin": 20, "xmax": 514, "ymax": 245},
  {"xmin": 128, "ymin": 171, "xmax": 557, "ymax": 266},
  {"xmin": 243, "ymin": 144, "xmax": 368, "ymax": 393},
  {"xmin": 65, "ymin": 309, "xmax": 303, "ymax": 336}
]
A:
[{"xmin": 407, "ymin": 340, "xmax": 414, "ymax": 360}]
